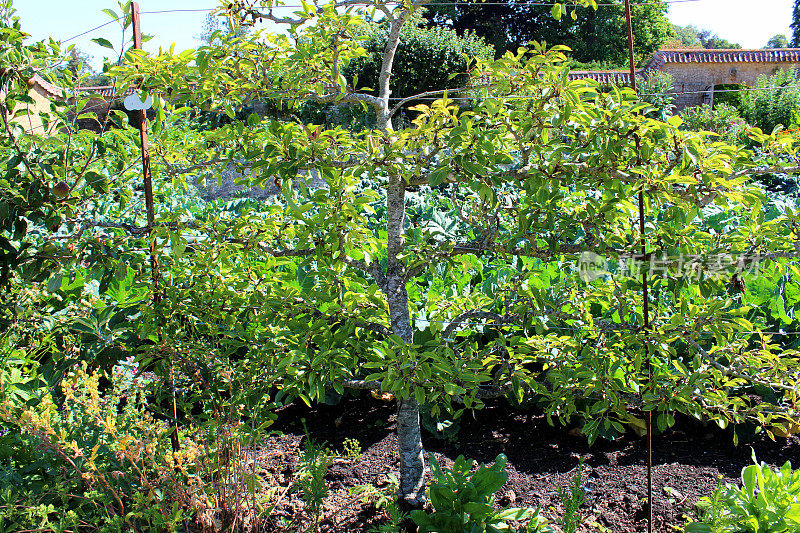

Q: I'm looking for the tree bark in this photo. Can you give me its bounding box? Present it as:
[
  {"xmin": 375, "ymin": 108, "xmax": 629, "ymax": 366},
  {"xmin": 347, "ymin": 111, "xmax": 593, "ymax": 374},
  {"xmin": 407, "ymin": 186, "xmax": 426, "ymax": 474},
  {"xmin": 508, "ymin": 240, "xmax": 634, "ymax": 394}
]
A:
[
  {"xmin": 386, "ymin": 172, "xmax": 426, "ymax": 507},
  {"xmin": 397, "ymin": 397, "xmax": 426, "ymax": 506},
  {"xmin": 373, "ymin": 2, "xmax": 427, "ymax": 512}
]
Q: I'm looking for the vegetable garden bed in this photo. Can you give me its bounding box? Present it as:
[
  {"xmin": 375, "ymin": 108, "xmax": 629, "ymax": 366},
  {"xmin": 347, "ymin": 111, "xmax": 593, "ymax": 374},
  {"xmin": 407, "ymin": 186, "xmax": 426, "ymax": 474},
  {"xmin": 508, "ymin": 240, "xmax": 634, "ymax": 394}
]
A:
[{"xmin": 254, "ymin": 395, "xmax": 798, "ymax": 532}]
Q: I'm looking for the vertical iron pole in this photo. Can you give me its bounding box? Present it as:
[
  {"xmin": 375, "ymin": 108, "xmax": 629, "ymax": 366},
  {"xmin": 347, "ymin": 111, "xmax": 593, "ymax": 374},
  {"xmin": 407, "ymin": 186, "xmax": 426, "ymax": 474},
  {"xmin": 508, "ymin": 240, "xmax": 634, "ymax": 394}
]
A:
[
  {"xmin": 131, "ymin": 2, "xmax": 157, "ymax": 301},
  {"xmin": 623, "ymin": 1, "xmax": 653, "ymax": 532},
  {"xmin": 131, "ymin": 2, "xmax": 179, "ymax": 454}
]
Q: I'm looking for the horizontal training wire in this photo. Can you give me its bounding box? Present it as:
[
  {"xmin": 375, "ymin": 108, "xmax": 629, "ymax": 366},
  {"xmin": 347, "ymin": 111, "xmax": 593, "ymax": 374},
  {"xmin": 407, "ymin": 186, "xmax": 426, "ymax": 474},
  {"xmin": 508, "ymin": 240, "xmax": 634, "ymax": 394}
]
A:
[
  {"xmin": 136, "ymin": 0, "xmax": 701, "ymax": 10},
  {"xmin": 60, "ymin": 0, "xmax": 702, "ymax": 43},
  {"xmin": 76, "ymin": 83, "xmax": 800, "ymax": 103},
  {"xmin": 140, "ymin": 9, "xmax": 215, "ymax": 14},
  {"xmin": 63, "ymin": 17, "xmax": 124, "ymax": 43},
  {"xmin": 386, "ymin": 84, "xmax": 800, "ymax": 100}
]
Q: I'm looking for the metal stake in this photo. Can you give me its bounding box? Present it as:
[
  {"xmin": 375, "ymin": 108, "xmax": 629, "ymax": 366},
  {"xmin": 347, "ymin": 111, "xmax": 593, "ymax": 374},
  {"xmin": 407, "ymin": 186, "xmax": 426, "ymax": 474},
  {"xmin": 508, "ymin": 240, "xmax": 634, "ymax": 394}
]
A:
[
  {"xmin": 623, "ymin": 1, "xmax": 653, "ymax": 531},
  {"xmin": 131, "ymin": 1, "xmax": 179, "ymax": 454}
]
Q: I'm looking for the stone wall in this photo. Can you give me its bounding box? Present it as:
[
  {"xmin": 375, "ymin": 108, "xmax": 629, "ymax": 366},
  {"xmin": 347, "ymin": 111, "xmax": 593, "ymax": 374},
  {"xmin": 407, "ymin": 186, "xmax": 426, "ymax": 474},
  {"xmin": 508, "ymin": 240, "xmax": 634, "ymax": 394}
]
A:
[
  {"xmin": 662, "ymin": 61, "xmax": 800, "ymax": 109},
  {"xmin": 12, "ymin": 83, "xmax": 59, "ymax": 135}
]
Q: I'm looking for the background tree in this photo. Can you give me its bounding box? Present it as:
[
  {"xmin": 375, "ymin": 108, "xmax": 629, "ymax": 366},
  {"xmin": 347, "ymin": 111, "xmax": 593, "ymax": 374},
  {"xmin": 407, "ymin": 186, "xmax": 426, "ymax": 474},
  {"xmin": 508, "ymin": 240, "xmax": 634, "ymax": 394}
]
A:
[
  {"xmin": 664, "ymin": 24, "xmax": 703, "ymax": 48},
  {"xmin": 63, "ymin": 48, "xmax": 93, "ymax": 78},
  {"xmin": 424, "ymin": 0, "xmax": 671, "ymax": 65},
  {"xmin": 697, "ymin": 28, "xmax": 742, "ymax": 49},
  {"xmin": 665, "ymin": 24, "xmax": 742, "ymax": 50},
  {"xmin": 766, "ymin": 34, "xmax": 790, "ymax": 49},
  {"xmin": 792, "ymin": 0, "xmax": 800, "ymax": 47},
  {"xmin": 57, "ymin": 48, "xmax": 113, "ymax": 86}
]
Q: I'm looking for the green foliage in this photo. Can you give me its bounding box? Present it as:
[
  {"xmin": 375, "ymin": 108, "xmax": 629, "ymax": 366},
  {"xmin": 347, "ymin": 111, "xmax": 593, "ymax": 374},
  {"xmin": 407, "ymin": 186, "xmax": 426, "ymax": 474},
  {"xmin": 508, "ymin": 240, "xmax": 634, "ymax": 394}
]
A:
[
  {"xmin": 766, "ymin": 34, "xmax": 790, "ymax": 49},
  {"xmin": 425, "ymin": 0, "xmax": 671, "ymax": 65},
  {"xmin": 792, "ymin": 0, "xmax": 800, "ymax": 48},
  {"xmin": 5, "ymin": 0, "xmax": 800, "ymax": 523},
  {"xmin": 666, "ymin": 24, "xmax": 742, "ymax": 50},
  {"xmin": 687, "ymin": 456, "xmax": 800, "ymax": 533},
  {"xmin": 555, "ymin": 459, "xmax": 587, "ymax": 533},
  {"xmin": 712, "ymin": 84, "xmax": 747, "ymax": 113},
  {"xmin": 740, "ymin": 69, "xmax": 800, "ymax": 134},
  {"xmin": 297, "ymin": 439, "xmax": 333, "ymax": 528},
  {"xmin": 336, "ymin": 21, "xmax": 493, "ymax": 125},
  {"xmin": 679, "ymin": 103, "xmax": 748, "ymax": 144},
  {"xmin": 411, "ymin": 454, "xmax": 549, "ymax": 533},
  {"xmin": 637, "ymin": 70, "xmax": 676, "ymax": 120},
  {"xmin": 120, "ymin": 10, "xmax": 800, "ymax": 450}
]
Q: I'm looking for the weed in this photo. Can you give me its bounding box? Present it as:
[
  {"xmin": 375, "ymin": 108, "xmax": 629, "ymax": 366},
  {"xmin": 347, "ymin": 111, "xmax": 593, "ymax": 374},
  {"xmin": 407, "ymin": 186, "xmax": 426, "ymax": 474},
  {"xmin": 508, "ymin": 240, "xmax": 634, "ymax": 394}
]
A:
[
  {"xmin": 350, "ymin": 474, "xmax": 408, "ymax": 532},
  {"xmin": 340, "ymin": 437, "xmax": 362, "ymax": 460},
  {"xmin": 687, "ymin": 453, "xmax": 800, "ymax": 533},
  {"xmin": 296, "ymin": 438, "xmax": 333, "ymax": 530},
  {"xmin": 556, "ymin": 458, "xmax": 587, "ymax": 533}
]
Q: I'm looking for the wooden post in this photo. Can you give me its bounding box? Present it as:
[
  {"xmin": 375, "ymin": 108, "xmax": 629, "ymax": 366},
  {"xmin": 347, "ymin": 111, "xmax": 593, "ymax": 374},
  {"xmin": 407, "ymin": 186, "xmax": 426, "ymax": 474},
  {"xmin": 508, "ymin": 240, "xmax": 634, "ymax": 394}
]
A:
[
  {"xmin": 131, "ymin": 2, "xmax": 179, "ymax": 454},
  {"xmin": 624, "ymin": 1, "xmax": 653, "ymax": 532}
]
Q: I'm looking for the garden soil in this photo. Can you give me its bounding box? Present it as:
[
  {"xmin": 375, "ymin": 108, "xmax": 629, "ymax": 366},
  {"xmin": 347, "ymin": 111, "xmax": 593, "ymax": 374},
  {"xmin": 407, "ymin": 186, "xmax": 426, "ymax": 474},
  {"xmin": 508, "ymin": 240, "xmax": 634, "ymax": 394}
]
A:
[{"xmin": 252, "ymin": 394, "xmax": 800, "ymax": 532}]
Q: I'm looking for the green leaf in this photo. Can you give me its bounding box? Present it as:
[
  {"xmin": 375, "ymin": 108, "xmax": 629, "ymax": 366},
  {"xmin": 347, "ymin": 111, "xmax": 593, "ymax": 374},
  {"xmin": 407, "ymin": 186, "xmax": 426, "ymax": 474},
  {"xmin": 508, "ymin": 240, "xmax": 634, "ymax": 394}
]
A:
[
  {"xmin": 91, "ymin": 37, "xmax": 114, "ymax": 49},
  {"xmin": 685, "ymin": 524, "xmax": 712, "ymax": 533},
  {"xmin": 84, "ymin": 171, "xmax": 108, "ymax": 193},
  {"xmin": 46, "ymin": 273, "xmax": 62, "ymax": 293},
  {"xmin": 551, "ymin": 3, "xmax": 563, "ymax": 20}
]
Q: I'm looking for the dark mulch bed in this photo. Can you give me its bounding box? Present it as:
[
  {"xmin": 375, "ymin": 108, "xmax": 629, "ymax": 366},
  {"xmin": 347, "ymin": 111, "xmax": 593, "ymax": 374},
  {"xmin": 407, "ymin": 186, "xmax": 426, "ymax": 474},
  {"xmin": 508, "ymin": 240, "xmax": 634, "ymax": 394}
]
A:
[{"xmin": 253, "ymin": 394, "xmax": 799, "ymax": 532}]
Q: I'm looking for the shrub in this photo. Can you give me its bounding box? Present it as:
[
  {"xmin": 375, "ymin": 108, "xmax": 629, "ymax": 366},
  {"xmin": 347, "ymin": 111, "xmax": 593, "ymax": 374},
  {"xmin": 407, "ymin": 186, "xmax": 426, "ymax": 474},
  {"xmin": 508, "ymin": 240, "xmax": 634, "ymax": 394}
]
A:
[
  {"xmin": 0, "ymin": 361, "xmax": 186, "ymax": 532},
  {"xmin": 637, "ymin": 70, "xmax": 676, "ymax": 119},
  {"xmin": 713, "ymin": 84, "xmax": 747, "ymax": 113},
  {"xmin": 679, "ymin": 103, "xmax": 748, "ymax": 144},
  {"xmin": 411, "ymin": 454, "xmax": 551, "ymax": 533},
  {"xmin": 346, "ymin": 22, "xmax": 494, "ymax": 101},
  {"xmin": 686, "ymin": 457, "xmax": 800, "ymax": 533},
  {"xmin": 741, "ymin": 69, "xmax": 800, "ymax": 134},
  {"xmin": 298, "ymin": 21, "xmax": 495, "ymax": 130},
  {"xmin": 296, "ymin": 22, "xmax": 493, "ymax": 130}
]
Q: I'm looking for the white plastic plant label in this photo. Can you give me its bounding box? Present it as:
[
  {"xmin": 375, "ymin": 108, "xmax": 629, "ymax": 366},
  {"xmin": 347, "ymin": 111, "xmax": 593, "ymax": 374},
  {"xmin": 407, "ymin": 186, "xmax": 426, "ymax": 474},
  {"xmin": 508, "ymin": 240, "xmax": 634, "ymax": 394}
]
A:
[{"xmin": 124, "ymin": 92, "xmax": 153, "ymax": 111}]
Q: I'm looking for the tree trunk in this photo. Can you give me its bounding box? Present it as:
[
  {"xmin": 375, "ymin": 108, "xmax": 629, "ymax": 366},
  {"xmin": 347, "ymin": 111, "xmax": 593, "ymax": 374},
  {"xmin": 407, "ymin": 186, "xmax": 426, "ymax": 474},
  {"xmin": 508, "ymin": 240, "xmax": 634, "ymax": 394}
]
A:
[
  {"xmin": 386, "ymin": 173, "xmax": 426, "ymax": 507},
  {"xmin": 397, "ymin": 397, "xmax": 426, "ymax": 506}
]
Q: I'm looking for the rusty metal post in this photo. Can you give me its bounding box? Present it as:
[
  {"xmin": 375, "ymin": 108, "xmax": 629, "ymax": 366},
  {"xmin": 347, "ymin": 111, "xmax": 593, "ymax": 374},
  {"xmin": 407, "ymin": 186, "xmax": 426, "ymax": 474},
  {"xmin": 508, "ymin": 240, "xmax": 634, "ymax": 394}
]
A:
[
  {"xmin": 131, "ymin": 2, "xmax": 157, "ymax": 301},
  {"xmin": 131, "ymin": 2, "xmax": 179, "ymax": 454},
  {"xmin": 624, "ymin": 1, "xmax": 653, "ymax": 532}
]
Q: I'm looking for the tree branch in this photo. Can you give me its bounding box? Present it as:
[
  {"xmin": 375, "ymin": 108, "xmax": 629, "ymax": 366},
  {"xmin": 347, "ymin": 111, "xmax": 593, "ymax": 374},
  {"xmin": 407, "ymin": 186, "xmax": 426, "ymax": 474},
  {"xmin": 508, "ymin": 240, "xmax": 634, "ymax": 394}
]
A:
[
  {"xmin": 685, "ymin": 337, "xmax": 798, "ymax": 393},
  {"xmin": 388, "ymin": 86, "xmax": 469, "ymax": 119},
  {"xmin": 732, "ymin": 165, "xmax": 800, "ymax": 178}
]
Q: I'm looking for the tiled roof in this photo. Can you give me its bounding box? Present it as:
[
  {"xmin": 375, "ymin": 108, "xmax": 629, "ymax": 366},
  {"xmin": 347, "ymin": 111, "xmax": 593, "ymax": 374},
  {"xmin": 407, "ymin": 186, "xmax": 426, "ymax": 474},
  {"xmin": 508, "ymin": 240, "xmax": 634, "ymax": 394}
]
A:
[
  {"xmin": 569, "ymin": 70, "xmax": 632, "ymax": 84},
  {"xmin": 77, "ymin": 85, "xmax": 136, "ymax": 98},
  {"xmin": 645, "ymin": 48, "xmax": 800, "ymax": 71},
  {"xmin": 29, "ymin": 74, "xmax": 63, "ymax": 98}
]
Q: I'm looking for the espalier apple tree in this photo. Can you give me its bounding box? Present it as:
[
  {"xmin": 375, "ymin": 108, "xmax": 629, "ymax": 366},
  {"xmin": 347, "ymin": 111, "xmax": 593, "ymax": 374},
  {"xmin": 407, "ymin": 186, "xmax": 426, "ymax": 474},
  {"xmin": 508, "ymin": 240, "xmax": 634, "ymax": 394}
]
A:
[{"xmin": 5, "ymin": 0, "xmax": 800, "ymax": 512}]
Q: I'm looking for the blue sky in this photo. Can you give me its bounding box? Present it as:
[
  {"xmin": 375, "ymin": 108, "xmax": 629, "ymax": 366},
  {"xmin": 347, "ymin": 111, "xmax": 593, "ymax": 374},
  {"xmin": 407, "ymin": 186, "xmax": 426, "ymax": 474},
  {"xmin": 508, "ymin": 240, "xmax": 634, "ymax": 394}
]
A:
[{"xmin": 15, "ymin": 0, "xmax": 796, "ymax": 72}]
